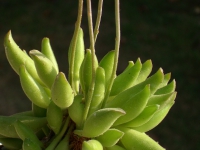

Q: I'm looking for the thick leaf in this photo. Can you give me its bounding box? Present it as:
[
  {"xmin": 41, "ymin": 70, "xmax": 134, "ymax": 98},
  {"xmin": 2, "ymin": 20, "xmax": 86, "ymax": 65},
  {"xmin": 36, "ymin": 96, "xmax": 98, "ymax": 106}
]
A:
[
  {"xmin": 157, "ymin": 73, "xmax": 171, "ymax": 89},
  {"xmin": 120, "ymin": 128, "xmax": 165, "ymax": 150},
  {"xmin": 41, "ymin": 37, "xmax": 59, "ymax": 73},
  {"xmin": 104, "ymin": 145, "xmax": 126, "ymax": 150},
  {"xmin": 96, "ymin": 129, "xmax": 124, "ymax": 147},
  {"xmin": 122, "ymin": 104, "xmax": 159, "ymax": 128},
  {"xmin": 4, "ymin": 31, "xmax": 42, "ymax": 85},
  {"xmin": 82, "ymin": 139, "xmax": 103, "ymax": 150},
  {"xmin": 23, "ymin": 138, "xmax": 42, "ymax": 150},
  {"xmin": 110, "ymin": 85, "xmax": 150, "ymax": 126},
  {"xmin": 51, "ymin": 72, "xmax": 74, "ymax": 109},
  {"xmin": 123, "ymin": 61, "xmax": 134, "ymax": 71},
  {"xmin": 110, "ymin": 58, "xmax": 142, "ymax": 96},
  {"xmin": 19, "ymin": 65, "xmax": 50, "ymax": 108},
  {"xmin": 132, "ymin": 92, "xmax": 176, "ymax": 132},
  {"xmin": 99, "ymin": 50, "xmax": 115, "ymax": 89},
  {"xmin": 147, "ymin": 92, "xmax": 175, "ymax": 106},
  {"xmin": 29, "ymin": 50, "xmax": 58, "ymax": 89},
  {"xmin": 155, "ymin": 80, "xmax": 176, "ymax": 95},
  {"xmin": 11, "ymin": 111, "xmax": 34, "ymax": 117},
  {"xmin": 134, "ymin": 59, "xmax": 152, "ymax": 85},
  {"xmin": 88, "ymin": 67, "xmax": 105, "ymax": 116},
  {"xmin": 14, "ymin": 120, "xmax": 42, "ymax": 147},
  {"xmin": 47, "ymin": 101, "xmax": 63, "ymax": 134},
  {"xmin": 106, "ymin": 68, "xmax": 164, "ymax": 108},
  {"xmin": 68, "ymin": 94, "xmax": 85, "ymax": 128},
  {"xmin": 68, "ymin": 27, "xmax": 85, "ymax": 93},
  {"xmin": 79, "ymin": 49, "xmax": 98, "ymax": 95},
  {"xmin": 75, "ymin": 108, "xmax": 125, "ymax": 138},
  {"xmin": 0, "ymin": 116, "xmax": 46, "ymax": 138}
]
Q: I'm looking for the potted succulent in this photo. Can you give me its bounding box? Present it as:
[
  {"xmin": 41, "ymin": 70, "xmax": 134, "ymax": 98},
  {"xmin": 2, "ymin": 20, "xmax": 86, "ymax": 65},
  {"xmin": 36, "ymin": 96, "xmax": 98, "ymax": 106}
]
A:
[{"xmin": 0, "ymin": 0, "xmax": 176, "ymax": 149}]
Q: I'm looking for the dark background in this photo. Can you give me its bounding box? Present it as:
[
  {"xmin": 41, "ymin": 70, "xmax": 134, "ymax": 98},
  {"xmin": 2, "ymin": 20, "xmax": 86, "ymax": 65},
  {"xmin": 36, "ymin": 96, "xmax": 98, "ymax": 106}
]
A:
[{"xmin": 0, "ymin": 0, "xmax": 199, "ymax": 149}]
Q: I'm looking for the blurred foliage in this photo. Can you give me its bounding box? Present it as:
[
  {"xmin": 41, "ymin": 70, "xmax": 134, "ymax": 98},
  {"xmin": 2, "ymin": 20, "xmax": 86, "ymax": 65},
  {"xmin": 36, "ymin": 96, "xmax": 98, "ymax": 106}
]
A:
[{"xmin": 0, "ymin": 0, "xmax": 199, "ymax": 149}]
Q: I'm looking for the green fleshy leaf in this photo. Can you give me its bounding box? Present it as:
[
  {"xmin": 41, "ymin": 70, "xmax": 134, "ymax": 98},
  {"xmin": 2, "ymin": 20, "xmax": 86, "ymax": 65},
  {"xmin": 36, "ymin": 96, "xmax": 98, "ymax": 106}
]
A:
[
  {"xmin": 99, "ymin": 50, "xmax": 115, "ymax": 89},
  {"xmin": 155, "ymin": 80, "xmax": 176, "ymax": 95},
  {"xmin": 11, "ymin": 111, "xmax": 34, "ymax": 117},
  {"xmin": 47, "ymin": 101, "xmax": 63, "ymax": 134},
  {"xmin": 108, "ymin": 85, "xmax": 150, "ymax": 126},
  {"xmin": 82, "ymin": 139, "xmax": 103, "ymax": 150},
  {"xmin": 106, "ymin": 68, "xmax": 164, "ymax": 108},
  {"xmin": 123, "ymin": 61, "xmax": 134, "ymax": 71},
  {"xmin": 14, "ymin": 120, "xmax": 42, "ymax": 147},
  {"xmin": 157, "ymin": 73, "xmax": 171, "ymax": 89},
  {"xmin": 19, "ymin": 65, "xmax": 50, "ymax": 108},
  {"xmin": 41, "ymin": 37, "xmax": 59, "ymax": 73},
  {"xmin": 68, "ymin": 94, "xmax": 85, "ymax": 128},
  {"xmin": 147, "ymin": 92, "xmax": 175, "ymax": 106},
  {"xmin": 29, "ymin": 50, "xmax": 58, "ymax": 89},
  {"xmin": 88, "ymin": 67, "xmax": 105, "ymax": 116},
  {"xmin": 68, "ymin": 27, "xmax": 85, "ymax": 93},
  {"xmin": 122, "ymin": 104, "xmax": 159, "ymax": 128},
  {"xmin": 75, "ymin": 108, "xmax": 125, "ymax": 138},
  {"xmin": 4, "ymin": 31, "xmax": 43, "ymax": 85},
  {"xmin": 110, "ymin": 58, "xmax": 142, "ymax": 96},
  {"xmin": 23, "ymin": 138, "xmax": 42, "ymax": 150},
  {"xmin": 104, "ymin": 144, "xmax": 126, "ymax": 150},
  {"xmin": 120, "ymin": 127, "xmax": 165, "ymax": 150},
  {"xmin": 79, "ymin": 49, "xmax": 98, "ymax": 96},
  {"xmin": 0, "ymin": 116, "xmax": 46, "ymax": 138},
  {"xmin": 132, "ymin": 92, "xmax": 176, "ymax": 132},
  {"xmin": 134, "ymin": 59, "xmax": 152, "ymax": 85},
  {"xmin": 96, "ymin": 129, "xmax": 124, "ymax": 147},
  {"xmin": 51, "ymin": 72, "xmax": 74, "ymax": 109}
]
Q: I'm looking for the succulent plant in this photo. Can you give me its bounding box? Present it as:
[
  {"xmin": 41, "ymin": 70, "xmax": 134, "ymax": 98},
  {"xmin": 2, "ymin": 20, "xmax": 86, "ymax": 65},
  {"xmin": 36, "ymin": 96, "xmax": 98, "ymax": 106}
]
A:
[{"xmin": 0, "ymin": 0, "xmax": 176, "ymax": 150}]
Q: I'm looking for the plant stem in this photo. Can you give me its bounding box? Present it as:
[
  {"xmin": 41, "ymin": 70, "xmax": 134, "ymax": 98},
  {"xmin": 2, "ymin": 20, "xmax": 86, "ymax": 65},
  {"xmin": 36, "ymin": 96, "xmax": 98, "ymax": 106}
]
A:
[
  {"xmin": 63, "ymin": 124, "xmax": 74, "ymax": 143},
  {"xmin": 54, "ymin": 123, "xmax": 74, "ymax": 149},
  {"xmin": 102, "ymin": 0, "xmax": 120, "ymax": 107},
  {"xmin": 81, "ymin": 0, "xmax": 96, "ymax": 126},
  {"xmin": 94, "ymin": 0, "xmax": 103, "ymax": 43},
  {"xmin": 45, "ymin": 116, "xmax": 70, "ymax": 150},
  {"xmin": 69, "ymin": 0, "xmax": 83, "ymax": 94}
]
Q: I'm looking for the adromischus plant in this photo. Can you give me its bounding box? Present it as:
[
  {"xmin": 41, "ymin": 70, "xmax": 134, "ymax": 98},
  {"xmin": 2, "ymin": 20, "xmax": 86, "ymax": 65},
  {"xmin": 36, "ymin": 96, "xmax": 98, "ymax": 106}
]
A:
[{"xmin": 0, "ymin": 0, "xmax": 176, "ymax": 150}]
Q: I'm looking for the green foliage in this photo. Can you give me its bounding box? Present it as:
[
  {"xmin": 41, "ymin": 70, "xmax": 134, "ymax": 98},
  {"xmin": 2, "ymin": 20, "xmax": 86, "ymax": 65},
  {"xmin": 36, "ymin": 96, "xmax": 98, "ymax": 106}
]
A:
[{"xmin": 0, "ymin": 0, "xmax": 176, "ymax": 149}]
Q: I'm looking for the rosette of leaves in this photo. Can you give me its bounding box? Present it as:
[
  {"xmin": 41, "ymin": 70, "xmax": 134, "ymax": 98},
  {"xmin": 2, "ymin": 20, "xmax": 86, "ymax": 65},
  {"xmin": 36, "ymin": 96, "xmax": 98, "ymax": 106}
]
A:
[{"xmin": 0, "ymin": 0, "xmax": 176, "ymax": 150}]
